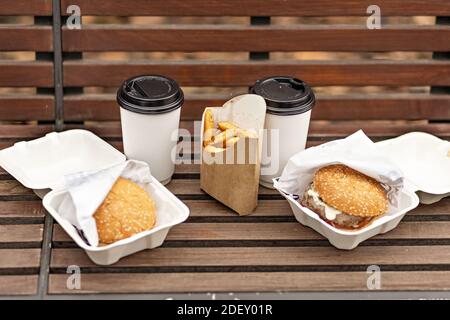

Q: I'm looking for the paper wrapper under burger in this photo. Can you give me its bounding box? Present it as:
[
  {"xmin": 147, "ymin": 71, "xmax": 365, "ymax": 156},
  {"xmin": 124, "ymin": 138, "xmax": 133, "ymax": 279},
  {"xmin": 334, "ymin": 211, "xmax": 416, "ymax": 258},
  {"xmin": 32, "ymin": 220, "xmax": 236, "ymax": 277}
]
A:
[{"xmin": 200, "ymin": 94, "xmax": 266, "ymax": 215}]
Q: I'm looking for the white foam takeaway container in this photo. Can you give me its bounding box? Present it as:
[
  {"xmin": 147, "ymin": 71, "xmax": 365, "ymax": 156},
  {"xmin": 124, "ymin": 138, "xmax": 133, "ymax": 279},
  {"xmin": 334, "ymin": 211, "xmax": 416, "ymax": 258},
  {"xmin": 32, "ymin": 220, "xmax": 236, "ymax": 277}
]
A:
[
  {"xmin": 274, "ymin": 132, "xmax": 450, "ymax": 250},
  {"xmin": 0, "ymin": 129, "xmax": 189, "ymax": 265}
]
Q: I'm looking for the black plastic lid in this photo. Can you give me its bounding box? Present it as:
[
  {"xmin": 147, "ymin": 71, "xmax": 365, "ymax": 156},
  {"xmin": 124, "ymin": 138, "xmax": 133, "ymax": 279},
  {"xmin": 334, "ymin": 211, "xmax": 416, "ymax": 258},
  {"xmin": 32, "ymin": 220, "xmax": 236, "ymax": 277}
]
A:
[
  {"xmin": 117, "ymin": 75, "xmax": 184, "ymax": 114},
  {"xmin": 250, "ymin": 76, "xmax": 315, "ymax": 115}
]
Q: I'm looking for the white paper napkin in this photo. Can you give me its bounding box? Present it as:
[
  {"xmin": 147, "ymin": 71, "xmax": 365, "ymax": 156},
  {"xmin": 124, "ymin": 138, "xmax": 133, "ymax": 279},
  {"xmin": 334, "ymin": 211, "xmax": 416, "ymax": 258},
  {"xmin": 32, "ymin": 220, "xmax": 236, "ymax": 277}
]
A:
[
  {"xmin": 273, "ymin": 130, "xmax": 404, "ymax": 206},
  {"xmin": 57, "ymin": 160, "xmax": 152, "ymax": 247}
]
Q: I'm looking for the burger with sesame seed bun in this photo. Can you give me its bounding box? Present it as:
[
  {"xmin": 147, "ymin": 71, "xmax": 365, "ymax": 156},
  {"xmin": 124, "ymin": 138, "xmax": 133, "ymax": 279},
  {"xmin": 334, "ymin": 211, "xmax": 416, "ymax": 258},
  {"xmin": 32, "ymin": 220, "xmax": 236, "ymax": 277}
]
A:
[{"xmin": 301, "ymin": 164, "xmax": 388, "ymax": 230}]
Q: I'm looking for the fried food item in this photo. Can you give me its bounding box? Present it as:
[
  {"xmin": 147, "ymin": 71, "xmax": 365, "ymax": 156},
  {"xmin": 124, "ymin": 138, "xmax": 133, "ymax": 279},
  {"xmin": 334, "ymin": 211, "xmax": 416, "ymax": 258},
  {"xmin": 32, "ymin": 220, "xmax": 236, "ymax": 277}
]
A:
[
  {"xmin": 203, "ymin": 109, "xmax": 215, "ymax": 147},
  {"xmin": 236, "ymin": 128, "xmax": 258, "ymax": 139},
  {"xmin": 204, "ymin": 109, "xmax": 214, "ymax": 132},
  {"xmin": 203, "ymin": 110, "xmax": 258, "ymax": 152},
  {"xmin": 212, "ymin": 129, "xmax": 238, "ymax": 148},
  {"xmin": 225, "ymin": 136, "xmax": 240, "ymax": 148},
  {"xmin": 94, "ymin": 178, "xmax": 156, "ymax": 245},
  {"xmin": 301, "ymin": 165, "xmax": 388, "ymax": 230},
  {"xmin": 218, "ymin": 121, "xmax": 238, "ymax": 131},
  {"xmin": 204, "ymin": 144, "xmax": 225, "ymax": 153}
]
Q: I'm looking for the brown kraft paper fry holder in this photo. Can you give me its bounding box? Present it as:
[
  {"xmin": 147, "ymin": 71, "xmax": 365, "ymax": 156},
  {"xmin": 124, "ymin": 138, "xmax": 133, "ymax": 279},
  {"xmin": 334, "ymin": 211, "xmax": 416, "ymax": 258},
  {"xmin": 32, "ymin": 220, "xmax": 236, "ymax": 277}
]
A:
[{"xmin": 200, "ymin": 94, "xmax": 267, "ymax": 215}]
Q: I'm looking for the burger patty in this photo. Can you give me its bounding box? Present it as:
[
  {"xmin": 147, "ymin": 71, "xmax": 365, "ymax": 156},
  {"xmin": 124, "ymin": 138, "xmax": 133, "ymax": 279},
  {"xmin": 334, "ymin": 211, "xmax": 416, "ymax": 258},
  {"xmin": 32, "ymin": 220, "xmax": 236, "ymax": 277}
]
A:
[{"xmin": 301, "ymin": 185, "xmax": 374, "ymax": 230}]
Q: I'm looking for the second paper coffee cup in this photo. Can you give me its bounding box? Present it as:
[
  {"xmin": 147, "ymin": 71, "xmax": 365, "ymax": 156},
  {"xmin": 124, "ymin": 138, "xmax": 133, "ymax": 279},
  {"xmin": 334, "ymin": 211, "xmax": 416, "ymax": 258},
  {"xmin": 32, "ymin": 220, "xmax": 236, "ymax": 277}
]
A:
[
  {"xmin": 117, "ymin": 75, "xmax": 184, "ymax": 185},
  {"xmin": 251, "ymin": 76, "xmax": 315, "ymax": 189}
]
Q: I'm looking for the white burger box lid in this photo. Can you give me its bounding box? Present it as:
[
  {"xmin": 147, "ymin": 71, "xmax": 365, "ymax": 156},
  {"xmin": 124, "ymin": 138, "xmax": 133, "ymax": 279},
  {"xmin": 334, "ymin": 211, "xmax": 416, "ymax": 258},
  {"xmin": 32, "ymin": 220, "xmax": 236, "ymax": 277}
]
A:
[
  {"xmin": 274, "ymin": 132, "xmax": 450, "ymax": 250},
  {"xmin": 0, "ymin": 129, "xmax": 190, "ymax": 265}
]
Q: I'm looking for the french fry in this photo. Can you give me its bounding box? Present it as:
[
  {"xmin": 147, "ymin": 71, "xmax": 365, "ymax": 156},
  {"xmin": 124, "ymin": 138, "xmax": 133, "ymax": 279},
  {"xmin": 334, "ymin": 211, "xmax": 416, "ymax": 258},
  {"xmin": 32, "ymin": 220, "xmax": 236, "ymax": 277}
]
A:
[
  {"xmin": 212, "ymin": 129, "xmax": 237, "ymax": 148},
  {"xmin": 225, "ymin": 136, "xmax": 240, "ymax": 148},
  {"xmin": 203, "ymin": 109, "xmax": 215, "ymax": 147},
  {"xmin": 218, "ymin": 121, "xmax": 238, "ymax": 131},
  {"xmin": 237, "ymin": 128, "xmax": 258, "ymax": 139},
  {"xmin": 204, "ymin": 144, "xmax": 225, "ymax": 154}
]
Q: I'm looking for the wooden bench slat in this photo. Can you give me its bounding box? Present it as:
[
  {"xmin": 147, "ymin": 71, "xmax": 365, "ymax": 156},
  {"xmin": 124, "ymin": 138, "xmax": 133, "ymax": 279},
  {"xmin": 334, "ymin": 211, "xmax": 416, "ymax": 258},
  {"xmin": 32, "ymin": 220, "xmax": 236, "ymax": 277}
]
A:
[
  {"xmin": 0, "ymin": 124, "xmax": 53, "ymax": 139},
  {"xmin": 0, "ymin": 181, "xmax": 35, "ymax": 197},
  {"xmin": 52, "ymin": 221, "xmax": 450, "ymax": 243},
  {"xmin": 0, "ymin": 201, "xmax": 45, "ymax": 220},
  {"xmin": 0, "ymin": 0, "xmax": 52, "ymax": 16},
  {"xmin": 63, "ymin": 60, "xmax": 450, "ymax": 87},
  {"xmin": 48, "ymin": 271, "xmax": 450, "ymax": 293},
  {"xmin": 59, "ymin": 0, "xmax": 450, "ymax": 16},
  {"xmin": 62, "ymin": 25, "xmax": 450, "ymax": 52},
  {"xmin": 0, "ymin": 94, "xmax": 54, "ymax": 121},
  {"xmin": 0, "ymin": 275, "xmax": 38, "ymax": 296},
  {"xmin": 0, "ymin": 25, "xmax": 53, "ymax": 51},
  {"xmin": 166, "ymin": 179, "xmax": 278, "ymax": 196},
  {"xmin": 50, "ymin": 246, "xmax": 450, "ymax": 268},
  {"xmin": 182, "ymin": 199, "xmax": 450, "ymax": 217},
  {"xmin": 64, "ymin": 93, "xmax": 450, "ymax": 121},
  {"xmin": 0, "ymin": 225, "xmax": 43, "ymax": 244},
  {"xmin": 75, "ymin": 121, "xmax": 450, "ymax": 139},
  {"xmin": 0, "ymin": 249, "xmax": 41, "ymax": 269},
  {"xmin": 0, "ymin": 61, "xmax": 53, "ymax": 87}
]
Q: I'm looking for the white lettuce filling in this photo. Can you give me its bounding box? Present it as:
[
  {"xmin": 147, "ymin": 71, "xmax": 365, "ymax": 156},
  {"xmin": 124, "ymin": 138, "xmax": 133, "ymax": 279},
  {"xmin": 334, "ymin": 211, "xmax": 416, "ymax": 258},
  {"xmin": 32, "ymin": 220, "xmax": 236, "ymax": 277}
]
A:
[{"xmin": 306, "ymin": 188, "xmax": 342, "ymax": 220}]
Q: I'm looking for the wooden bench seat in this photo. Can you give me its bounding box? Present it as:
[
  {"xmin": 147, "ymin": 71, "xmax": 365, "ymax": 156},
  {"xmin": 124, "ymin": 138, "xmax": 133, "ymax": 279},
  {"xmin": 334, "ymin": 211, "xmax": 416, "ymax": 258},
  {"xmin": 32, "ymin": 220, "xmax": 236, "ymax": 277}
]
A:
[
  {"xmin": 1, "ymin": 122, "xmax": 450, "ymax": 297},
  {"xmin": 0, "ymin": 0, "xmax": 449, "ymax": 298}
]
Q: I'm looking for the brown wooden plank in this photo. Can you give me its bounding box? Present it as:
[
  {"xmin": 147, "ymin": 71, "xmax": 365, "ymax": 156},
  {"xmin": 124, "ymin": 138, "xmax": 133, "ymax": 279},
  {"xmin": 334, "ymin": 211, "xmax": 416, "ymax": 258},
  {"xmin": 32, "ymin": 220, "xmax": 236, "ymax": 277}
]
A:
[
  {"xmin": 52, "ymin": 221, "xmax": 450, "ymax": 243},
  {"xmin": 0, "ymin": 25, "xmax": 52, "ymax": 51},
  {"xmin": 182, "ymin": 199, "xmax": 450, "ymax": 217},
  {"xmin": 0, "ymin": 201, "xmax": 45, "ymax": 220},
  {"xmin": 314, "ymin": 94, "xmax": 450, "ymax": 121},
  {"xmin": 50, "ymin": 245, "xmax": 450, "ymax": 268},
  {"xmin": 63, "ymin": 60, "xmax": 450, "ymax": 87},
  {"xmin": 184, "ymin": 199, "xmax": 292, "ymax": 217},
  {"xmin": 62, "ymin": 25, "xmax": 450, "ymax": 52},
  {"xmin": 415, "ymin": 199, "xmax": 450, "ymax": 216},
  {"xmin": 167, "ymin": 179, "xmax": 278, "ymax": 196},
  {"xmin": 0, "ymin": 249, "xmax": 41, "ymax": 268},
  {"xmin": 0, "ymin": 225, "xmax": 43, "ymax": 243},
  {"xmin": 104, "ymin": 140, "xmax": 327, "ymax": 153},
  {"xmin": 0, "ymin": 94, "xmax": 54, "ymax": 121},
  {"xmin": 0, "ymin": 0, "xmax": 52, "ymax": 15},
  {"xmin": 65, "ymin": 94, "xmax": 227, "ymax": 121},
  {"xmin": 64, "ymin": 93, "xmax": 450, "ymax": 121},
  {"xmin": 48, "ymin": 271, "xmax": 450, "ymax": 293},
  {"xmin": 0, "ymin": 181, "xmax": 35, "ymax": 197},
  {"xmin": 60, "ymin": 0, "xmax": 450, "ymax": 16},
  {"xmin": 0, "ymin": 124, "xmax": 53, "ymax": 139},
  {"xmin": 167, "ymin": 221, "xmax": 450, "ymax": 241},
  {"xmin": 0, "ymin": 61, "xmax": 53, "ymax": 87},
  {"xmin": 74, "ymin": 121, "xmax": 450, "ymax": 139},
  {"xmin": 0, "ymin": 275, "xmax": 38, "ymax": 295}
]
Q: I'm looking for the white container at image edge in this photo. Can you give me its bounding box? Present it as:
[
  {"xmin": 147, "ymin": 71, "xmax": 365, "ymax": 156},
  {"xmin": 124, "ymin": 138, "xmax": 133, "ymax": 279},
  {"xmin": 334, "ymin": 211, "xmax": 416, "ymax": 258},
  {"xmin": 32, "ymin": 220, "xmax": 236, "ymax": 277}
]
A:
[
  {"xmin": 117, "ymin": 75, "xmax": 184, "ymax": 185},
  {"xmin": 0, "ymin": 129, "xmax": 190, "ymax": 265},
  {"xmin": 251, "ymin": 76, "xmax": 315, "ymax": 189}
]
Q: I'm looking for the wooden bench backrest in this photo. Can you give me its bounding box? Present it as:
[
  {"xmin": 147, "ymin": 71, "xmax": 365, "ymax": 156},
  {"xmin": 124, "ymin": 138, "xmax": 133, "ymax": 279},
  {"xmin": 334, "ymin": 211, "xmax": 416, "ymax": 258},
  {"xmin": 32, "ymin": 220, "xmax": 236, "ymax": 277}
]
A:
[{"xmin": 0, "ymin": 0, "xmax": 449, "ymax": 138}]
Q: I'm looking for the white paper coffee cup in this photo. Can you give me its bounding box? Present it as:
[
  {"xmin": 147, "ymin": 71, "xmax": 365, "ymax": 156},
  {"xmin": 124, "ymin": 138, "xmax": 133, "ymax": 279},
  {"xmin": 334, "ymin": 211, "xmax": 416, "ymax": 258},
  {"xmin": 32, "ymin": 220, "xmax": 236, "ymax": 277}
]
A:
[
  {"xmin": 251, "ymin": 76, "xmax": 315, "ymax": 189},
  {"xmin": 117, "ymin": 75, "xmax": 184, "ymax": 185}
]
